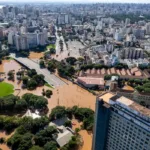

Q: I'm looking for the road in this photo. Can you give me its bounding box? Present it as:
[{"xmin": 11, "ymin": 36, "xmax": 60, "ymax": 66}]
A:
[{"xmin": 10, "ymin": 54, "xmax": 66, "ymax": 87}]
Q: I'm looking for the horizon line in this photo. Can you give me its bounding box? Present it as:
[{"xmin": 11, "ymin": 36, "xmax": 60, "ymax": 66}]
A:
[{"xmin": 0, "ymin": 1, "xmax": 150, "ymax": 4}]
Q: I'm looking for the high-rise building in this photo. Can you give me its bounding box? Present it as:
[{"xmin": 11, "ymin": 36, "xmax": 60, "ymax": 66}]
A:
[
  {"xmin": 15, "ymin": 34, "xmax": 28, "ymax": 51},
  {"xmin": 8, "ymin": 31, "xmax": 15, "ymax": 45},
  {"xmin": 92, "ymin": 92, "xmax": 150, "ymax": 150},
  {"xmin": 122, "ymin": 48, "xmax": 144, "ymax": 59},
  {"xmin": 145, "ymin": 23, "xmax": 150, "ymax": 35}
]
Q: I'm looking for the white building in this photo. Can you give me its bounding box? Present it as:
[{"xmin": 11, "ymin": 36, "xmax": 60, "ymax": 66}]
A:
[{"xmin": 8, "ymin": 31, "xmax": 15, "ymax": 45}]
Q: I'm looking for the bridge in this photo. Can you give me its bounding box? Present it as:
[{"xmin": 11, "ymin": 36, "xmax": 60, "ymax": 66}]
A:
[{"xmin": 10, "ymin": 54, "xmax": 66, "ymax": 87}]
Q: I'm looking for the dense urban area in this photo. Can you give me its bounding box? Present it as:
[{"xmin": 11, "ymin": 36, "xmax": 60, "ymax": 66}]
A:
[{"xmin": 0, "ymin": 2, "xmax": 150, "ymax": 150}]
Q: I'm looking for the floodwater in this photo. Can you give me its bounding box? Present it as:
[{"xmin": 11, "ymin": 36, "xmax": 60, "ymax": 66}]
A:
[
  {"xmin": 48, "ymin": 81, "xmax": 96, "ymax": 113},
  {"xmin": 0, "ymin": 59, "xmax": 96, "ymax": 112},
  {"xmin": 29, "ymin": 52, "xmax": 44, "ymax": 59},
  {"xmin": 0, "ymin": 131, "xmax": 13, "ymax": 150},
  {"xmin": 0, "ymin": 60, "xmax": 21, "ymax": 73},
  {"xmin": 0, "ymin": 59, "xmax": 96, "ymax": 150},
  {"xmin": 72, "ymin": 119, "xmax": 93, "ymax": 150}
]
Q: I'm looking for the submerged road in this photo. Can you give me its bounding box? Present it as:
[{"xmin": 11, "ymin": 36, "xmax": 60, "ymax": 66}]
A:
[{"xmin": 10, "ymin": 54, "xmax": 66, "ymax": 87}]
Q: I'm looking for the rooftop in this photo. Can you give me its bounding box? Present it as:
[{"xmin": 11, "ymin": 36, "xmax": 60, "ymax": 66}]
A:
[
  {"xmin": 56, "ymin": 126, "xmax": 73, "ymax": 147},
  {"xmin": 78, "ymin": 77, "xmax": 104, "ymax": 85},
  {"xmin": 99, "ymin": 92, "xmax": 150, "ymax": 118}
]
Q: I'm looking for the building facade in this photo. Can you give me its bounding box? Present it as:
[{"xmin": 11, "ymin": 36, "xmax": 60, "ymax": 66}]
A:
[{"xmin": 92, "ymin": 92, "xmax": 150, "ymax": 150}]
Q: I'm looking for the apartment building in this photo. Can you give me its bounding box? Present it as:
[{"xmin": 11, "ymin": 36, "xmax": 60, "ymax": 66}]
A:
[{"xmin": 92, "ymin": 92, "xmax": 150, "ymax": 150}]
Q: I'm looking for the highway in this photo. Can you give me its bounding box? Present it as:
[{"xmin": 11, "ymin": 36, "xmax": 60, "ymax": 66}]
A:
[{"xmin": 10, "ymin": 54, "xmax": 66, "ymax": 87}]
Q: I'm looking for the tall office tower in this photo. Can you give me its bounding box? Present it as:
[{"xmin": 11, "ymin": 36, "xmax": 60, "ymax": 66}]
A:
[
  {"xmin": 145, "ymin": 23, "xmax": 150, "ymax": 35},
  {"xmin": 92, "ymin": 92, "xmax": 150, "ymax": 150}
]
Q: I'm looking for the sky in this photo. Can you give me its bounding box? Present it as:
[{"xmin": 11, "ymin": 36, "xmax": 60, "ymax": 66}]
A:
[{"xmin": 0, "ymin": 0, "xmax": 150, "ymax": 3}]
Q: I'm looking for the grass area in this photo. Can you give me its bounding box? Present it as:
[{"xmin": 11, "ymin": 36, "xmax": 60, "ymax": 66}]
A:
[
  {"xmin": 47, "ymin": 44, "xmax": 56, "ymax": 49},
  {"xmin": 0, "ymin": 82, "xmax": 14, "ymax": 97},
  {"xmin": 44, "ymin": 83, "xmax": 54, "ymax": 88}
]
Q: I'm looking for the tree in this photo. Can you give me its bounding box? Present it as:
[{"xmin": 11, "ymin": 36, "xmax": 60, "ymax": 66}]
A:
[
  {"xmin": 33, "ymin": 74, "xmax": 45, "ymax": 86},
  {"xmin": 27, "ymin": 79, "xmax": 37, "ymax": 90},
  {"xmin": 49, "ymin": 106, "xmax": 66, "ymax": 120},
  {"xmin": 20, "ymin": 116, "xmax": 49, "ymax": 134},
  {"xmin": 15, "ymin": 99, "xmax": 27, "ymax": 112},
  {"xmin": 22, "ymin": 93, "xmax": 48, "ymax": 110},
  {"xmin": 34, "ymin": 126, "xmax": 57, "ymax": 146},
  {"xmin": 16, "ymin": 126, "xmax": 27, "ymax": 135},
  {"xmin": 75, "ymin": 128, "xmax": 80, "ymax": 134},
  {"xmin": 27, "ymin": 69, "xmax": 37, "ymax": 78},
  {"xmin": 66, "ymin": 57, "xmax": 77, "ymax": 65},
  {"xmin": 45, "ymin": 90, "xmax": 53, "ymax": 98},
  {"xmin": 39, "ymin": 60, "xmax": 45, "ymax": 68},
  {"xmin": 29, "ymin": 146, "xmax": 44, "ymax": 150},
  {"xmin": 7, "ymin": 71, "xmax": 14, "ymax": 81},
  {"xmin": 0, "ymin": 95, "xmax": 19, "ymax": 112},
  {"xmin": 64, "ymin": 120, "xmax": 72, "ymax": 127},
  {"xmin": 47, "ymin": 61, "xmax": 56, "ymax": 72},
  {"xmin": 104, "ymin": 75, "xmax": 111, "ymax": 80},
  {"xmin": 0, "ymin": 137, "xmax": 5, "ymax": 144},
  {"xmin": 7, "ymin": 133, "xmax": 22, "ymax": 150},
  {"xmin": 44, "ymin": 141, "xmax": 57, "ymax": 150},
  {"xmin": 22, "ymin": 76, "xmax": 29, "ymax": 85},
  {"xmin": 17, "ymin": 133, "xmax": 33, "ymax": 150},
  {"xmin": 50, "ymin": 48, "xmax": 56, "ymax": 54}
]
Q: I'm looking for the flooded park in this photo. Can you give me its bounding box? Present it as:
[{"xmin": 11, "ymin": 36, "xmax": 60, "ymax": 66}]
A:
[{"xmin": 0, "ymin": 59, "xmax": 96, "ymax": 150}]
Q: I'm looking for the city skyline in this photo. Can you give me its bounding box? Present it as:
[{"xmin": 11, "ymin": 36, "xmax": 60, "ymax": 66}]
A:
[{"xmin": 0, "ymin": 0, "xmax": 150, "ymax": 3}]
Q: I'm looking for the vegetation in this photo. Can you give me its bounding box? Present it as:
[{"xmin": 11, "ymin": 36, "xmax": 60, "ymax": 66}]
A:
[
  {"xmin": 44, "ymin": 83, "xmax": 53, "ymax": 88},
  {"xmin": 47, "ymin": 61, "xmax": 56, "ymax": 72},
  {"xmin": 39, "ymin": 60, "xmax": 45, "ymax": 68},
  {"xmin": 104, "ymin": 74, "xmax": 119, "ymax": 80},
  {"xmin": 50, "ymin": 106, "xmax": 94, "ymax": 131},
  {"xmin": 34, "ymin": 126, "xmax": 57, "ymax": 147},
  {"xmin": 127, "ymin": 78, "xmax": 150, "ymax": 93},
  {"xmin": 22, "ymin": 69, "xmax": 45, "ymax": 90},
  {"xmin": 0, "ymin": 93, "xmax": 48, "ymax": 113},
  {"xmin": 7, "ymin": 70, "xmax": 15, "ymax": 81},
  {"xmin": 0, "ymin": 105, "xmax": 92, "ymax": 150},
  {"xmin": 80, "ymin": 63, "xmax": 128, "ymax": 71},
  {"xmin": 60, "ymin": 135, "xmax": 81, "ymax": 150},
  {"xmin": 0, "ymin": 82, "xmax": 14, "ymax": 97},
  {"xmin": 0, "ymin": 49, "xmax": 9, "ymax": 59},
  {"xmin": 58, "ymin": 64, "xmax": 75, "ymax": 78},
  {"xmin": 66, "ymin": 57, "xmax": 77, "ymax": 65},
  {"xmin": 47, "ymin": 44, "xmax": 56, "ymax": 50},
  {"xmin": 29, "ymin": 146, "xmax": 44, "ymax": 150},
  {"xmin": 44, "ymin": 141, "xmax": 57, "ymax": 150},
  {"xmin": 50, "ymin": 48, "xmax": 56, "ymax": 54},
  {"xmin": 45, "ymin": 89, "xmax": 53, "ymax": 98},
  {"xmin": 22, "ymin": 93, "xmax": 48, "ymax": 110},
  {"xmin": 50, "ymin": 106, "xmax": 66, "ymax": 120}
]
